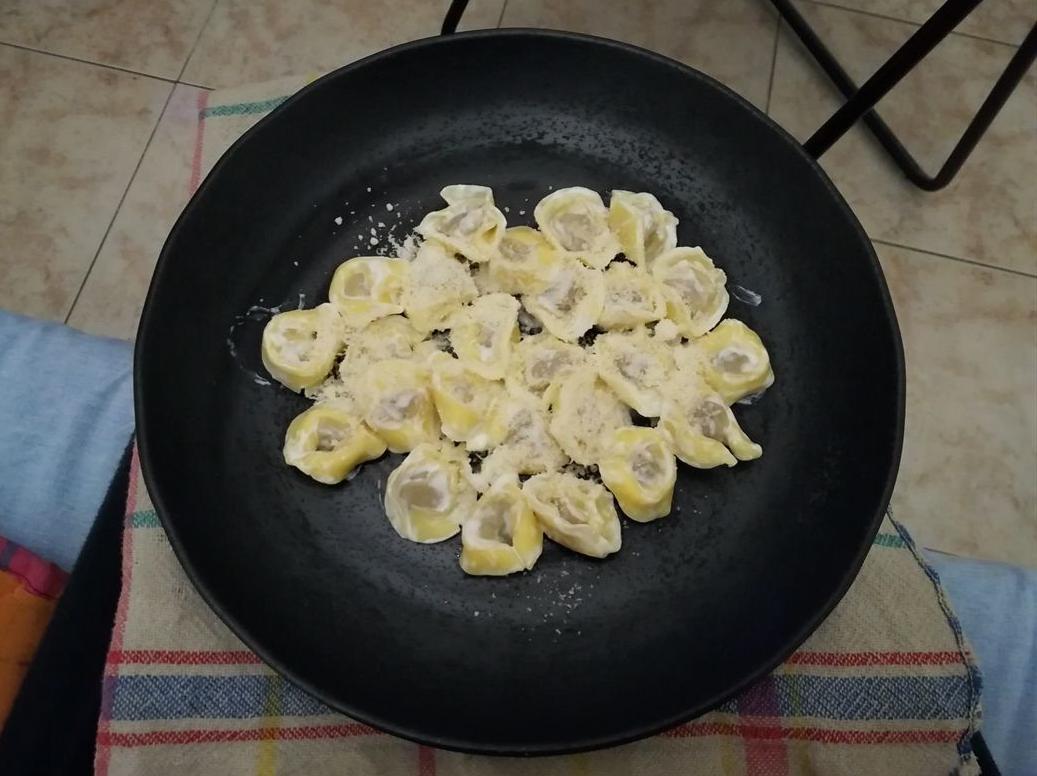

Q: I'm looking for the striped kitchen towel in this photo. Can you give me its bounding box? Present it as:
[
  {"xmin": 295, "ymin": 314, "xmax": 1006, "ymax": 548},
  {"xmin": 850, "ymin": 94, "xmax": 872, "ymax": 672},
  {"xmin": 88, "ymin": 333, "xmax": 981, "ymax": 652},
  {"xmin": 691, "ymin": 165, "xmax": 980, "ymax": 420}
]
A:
[
  {"xmin": 97, "ymin": 445, "xmax": 983, "ymax": 776},
  {"xmin": 95, "ymin": 80, "xmax": 983, "ymax": 776}
]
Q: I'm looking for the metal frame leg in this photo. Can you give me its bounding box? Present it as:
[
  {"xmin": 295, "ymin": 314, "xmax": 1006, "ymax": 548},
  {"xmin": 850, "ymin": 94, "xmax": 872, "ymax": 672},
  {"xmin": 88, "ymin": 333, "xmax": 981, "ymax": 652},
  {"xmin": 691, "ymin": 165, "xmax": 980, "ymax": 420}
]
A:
[{"xmin": 771, "ymin": 0, "xmax": 1037, "ymax": 190}]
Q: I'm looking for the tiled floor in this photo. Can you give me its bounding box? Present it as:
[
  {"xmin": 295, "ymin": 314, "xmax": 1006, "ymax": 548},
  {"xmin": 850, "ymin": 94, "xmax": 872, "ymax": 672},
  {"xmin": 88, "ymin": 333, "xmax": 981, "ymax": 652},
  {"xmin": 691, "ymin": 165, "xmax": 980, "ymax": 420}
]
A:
[{"xmin": 1, "ymin": 0, "xmax": 1034, "ymax": 566}]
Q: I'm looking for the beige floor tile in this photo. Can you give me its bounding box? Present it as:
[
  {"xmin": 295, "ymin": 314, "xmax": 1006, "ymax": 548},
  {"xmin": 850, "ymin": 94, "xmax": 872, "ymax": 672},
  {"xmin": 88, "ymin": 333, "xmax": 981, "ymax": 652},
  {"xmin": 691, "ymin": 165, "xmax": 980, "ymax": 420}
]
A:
[
  {"xmin": 0, "ymin": 47, "xmax": 170, "ymax": 322},
  {"xmin": 181, "ymin": 0, "xmax": 505, "ymax": 90},
  {"xmin": 816, "ymin": 0, "xmax": 1035, "ymax": 45},
  {"xmin": 0, "ymin": 0, "xmax": 214, "ymax": 80},
  {"xmin": 501, "ymin": 0, "xmax": 778, "ymax": 109},
  {"xmin": 769, "ymin": 2, "xmax": 1037, "ymax": 275},
  {"xmin": 67, "ymin": 85, "xmax": 206, "ymax": 340},
  {"xmin": 877, "ymin": 242, "xmax": 1037, "ymax": 567}
]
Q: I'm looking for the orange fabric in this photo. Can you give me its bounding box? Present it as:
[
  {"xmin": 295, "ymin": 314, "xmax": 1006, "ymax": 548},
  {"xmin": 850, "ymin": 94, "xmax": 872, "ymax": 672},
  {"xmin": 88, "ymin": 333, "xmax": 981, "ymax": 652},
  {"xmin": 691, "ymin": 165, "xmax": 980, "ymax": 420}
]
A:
[{"xmin": 0, "ymin": 569, "xmax": 59, "ymax": 727}]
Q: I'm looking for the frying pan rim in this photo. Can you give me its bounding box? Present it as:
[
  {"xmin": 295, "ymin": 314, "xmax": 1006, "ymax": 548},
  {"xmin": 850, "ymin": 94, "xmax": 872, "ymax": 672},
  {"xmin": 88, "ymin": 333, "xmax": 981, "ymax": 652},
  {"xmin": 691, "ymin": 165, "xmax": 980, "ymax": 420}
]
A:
[{"xmin": 134, "ymin": 27, "xmax": 906, "ymax": 756}]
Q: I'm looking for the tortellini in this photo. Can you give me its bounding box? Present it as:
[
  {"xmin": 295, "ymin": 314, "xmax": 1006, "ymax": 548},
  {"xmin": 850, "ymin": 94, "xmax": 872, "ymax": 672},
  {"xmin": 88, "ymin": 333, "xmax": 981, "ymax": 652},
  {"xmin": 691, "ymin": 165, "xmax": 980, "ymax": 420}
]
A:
[
  {"xmin": 411, "ymin": 336, "xmax": 451, "ymax": 363},
  {"xmin": 521, "ymin": 259, "xmax": 605, "ymax": 343},
  {"xmin": 652, "ymin": 247, "xmax": 729, "ymax": 338},
  {"xmin": 660, "ymin": 380, "xmax": 762, "ymax": 468},
  {"xmin": 547, "ymin": 369, "xmax": 631, "ymax": 466},
  {"xmin": 460, "ymin": 477, "xmax": 543, "ymax": 576},
  {"xmin": 403, "ymin": 241, "xmax": 478, "ymax": 333},
  {"xmin": 282, "ymin": 404, "xmax": 386, "ymax": 484},
  {"xmin": 306, "ymin": 315, "xmax": 424, "ymax": 409},
  {"xmin": 328, "ymin": 257, "xmax": 409, "ymax": 325},
  {"xmin": 360, "ymin": 359, "xmax": 439, "ymax": 453},
  {"xmin": 261, "ymin": 303, "xmax": 342, "ymax": 392},
  {"xmin": 524, "ymin": 473, "xmax": 621, "ymax": 558},
  {"xmin": 534, "ymin": 187, "xmax": 620, "ymax": 269},
  {"xmin": 507, "ymin": 332, "xmax": 586, "ymax": 396},
  {"xmin": 598, "ymin": 427, "xmax": 676, "ymax": 522},
  {"xmin": 384, "ymin": 442, "xmax": 476, "ymax": 543},
  {"xmin": 448, "ymin": 293, "xmax": 520, "ymax": 380},
  {"xmin": 346, "ymin": 315, "xmax": 424, "ymax": 366},
  {"xmin": 694, "ymin": 319, "xmax": 774, "ymax": 404},
  {"xmin": 267, "ymin": 184, "xmax": 774, "ymax": 577},
  {"xmin": 426, "ymin": 351, "xmax": 503, "ymax": 449},
  {"xmin": 653, "ymin": 318, "xmax": 682, "ymax": 344},
  {"xmin": 598, "ymin": 261, "xmax": 668, "ymax": 330},
  {"xmin": 416, "ymin": 184, "xmax": 506, "ymax": 263},
  {"xmin": 475, "ymin": 389, "xmax": 568, "ymax": 491},
  {"xmin": 470, "ymin": 262, "xmax": 508, "ymax": 296},
  {"xmin": 608, "ymin": 190, "xmax": 678, "ymax": 267},
  {"xmin": 593, "ymin": 329, "xmax": 675, "ymax": 417},
  {"xmin": 488, "ymin": 226, "xmax": 559, "ymax": 294}
]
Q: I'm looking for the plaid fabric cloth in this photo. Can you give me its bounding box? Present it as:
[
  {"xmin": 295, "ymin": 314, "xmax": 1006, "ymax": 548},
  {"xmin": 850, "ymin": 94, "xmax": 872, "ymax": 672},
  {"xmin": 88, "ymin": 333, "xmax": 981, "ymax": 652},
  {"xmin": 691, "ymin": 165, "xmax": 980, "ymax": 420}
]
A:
[{"xmin": 96, "ymin": 81, "xmax": 984, "ymax": 776}]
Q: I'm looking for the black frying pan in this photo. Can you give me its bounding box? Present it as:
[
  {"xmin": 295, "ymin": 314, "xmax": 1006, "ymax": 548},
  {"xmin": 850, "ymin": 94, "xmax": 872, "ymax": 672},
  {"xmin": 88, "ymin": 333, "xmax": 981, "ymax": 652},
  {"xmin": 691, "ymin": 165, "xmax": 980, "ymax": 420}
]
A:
[{"xmin": 136, "ymin": 30, "xmax": 904, "ymax": 755}]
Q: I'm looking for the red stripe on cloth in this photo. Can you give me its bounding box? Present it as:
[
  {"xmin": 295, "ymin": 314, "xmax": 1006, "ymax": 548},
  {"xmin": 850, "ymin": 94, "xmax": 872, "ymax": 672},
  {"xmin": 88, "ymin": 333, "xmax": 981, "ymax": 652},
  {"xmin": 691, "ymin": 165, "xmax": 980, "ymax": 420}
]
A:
[
  {"xmin": 418, "ymin": 744, "xmax": 437, "ymax": 776},
  {"xmin": 787, "ymin": 651, "xmax": 962, "ymax": 667},
  {"xmin": 96, "ymin": 447, "xmax": 142, "ymax": 776},
  {"xmin": 99, "ymin": 723, "xmax": 381, "ymax": 747},
  {"xmin": 664, "ymin": 722, "xmax": 960, "ymax": 744},
  {"xmin": 189, "ymin": 90, "xmax": 209, "ymax": 194},
  {"xmin": 107, "ymin": 649, "xmax": 263, "ymax": 666}
]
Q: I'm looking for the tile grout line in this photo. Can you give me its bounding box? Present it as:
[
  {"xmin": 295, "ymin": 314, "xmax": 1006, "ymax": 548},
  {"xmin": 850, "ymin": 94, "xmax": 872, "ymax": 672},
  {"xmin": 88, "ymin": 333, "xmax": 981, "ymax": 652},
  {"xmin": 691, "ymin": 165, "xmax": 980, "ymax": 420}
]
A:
[
  {"xmin": 63, "ymin": 84, "xmax": 177, "ymax": 325},
  {"xmin": 176, "ymin": 0, "xmax": 221, "ymax": 83},
  {"xmin": 0, "ymin": 39, "xmax": 177, "ymax": 83},
  {"xmin": 872, "ymin": 238, "xmax": 1037, "ymax": 279},
  {"xmin": 765, "ymin": 14, "xmax": 782, "ymax": 114},
  {"xmin": 496, "ymin": 0, "xmax": 509, "ymax": 28},
  {"xmin": 63, "ymin": 0, "xmax": 219, "ymax": 325},
  {"xmin": 177, "ymin": 79, "xmax": 214, "ymax": 91},
  {"xmin": 805, "ymin": 0, "xmax": 1023, "ymax": 49}
]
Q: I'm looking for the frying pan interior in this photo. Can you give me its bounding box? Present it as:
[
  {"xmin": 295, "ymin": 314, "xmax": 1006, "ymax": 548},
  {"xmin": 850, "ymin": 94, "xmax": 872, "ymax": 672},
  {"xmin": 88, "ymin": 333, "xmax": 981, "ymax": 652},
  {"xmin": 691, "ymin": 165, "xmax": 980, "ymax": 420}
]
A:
[{"xmin": 137, "ymin": 31, "xmax": 903, "ymax": 754}]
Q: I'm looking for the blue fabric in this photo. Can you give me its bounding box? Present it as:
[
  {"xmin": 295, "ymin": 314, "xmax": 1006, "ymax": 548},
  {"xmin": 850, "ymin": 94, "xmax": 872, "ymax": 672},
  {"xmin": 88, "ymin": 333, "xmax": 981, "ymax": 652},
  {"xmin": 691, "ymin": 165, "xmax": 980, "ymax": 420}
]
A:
[
  {"xmin": 925, "ymin": 551, "xmax": 1037, "ymax": 776},
  {"xmin": 0, "ymin": 311, "xmax": 134, "ymax": 570}
]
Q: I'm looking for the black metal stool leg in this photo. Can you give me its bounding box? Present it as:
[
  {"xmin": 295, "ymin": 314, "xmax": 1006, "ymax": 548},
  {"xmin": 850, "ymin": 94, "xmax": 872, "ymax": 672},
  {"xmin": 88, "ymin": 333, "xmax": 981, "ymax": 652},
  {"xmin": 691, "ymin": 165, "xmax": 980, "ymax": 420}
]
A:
[
  {"xmin": 918, "ymin": 23, "xmax": 1036, "ymax": 189},
  {"xmin": 794, "ymin": 0, "xmax": 983, "ymax": 157},
  {"xmin": 442, "ymin": 0, "xmax": 471, "ymax": 35},
  {"xmin": 772, "ymin": 0, "xmax": 1037, "ymax": 190}
]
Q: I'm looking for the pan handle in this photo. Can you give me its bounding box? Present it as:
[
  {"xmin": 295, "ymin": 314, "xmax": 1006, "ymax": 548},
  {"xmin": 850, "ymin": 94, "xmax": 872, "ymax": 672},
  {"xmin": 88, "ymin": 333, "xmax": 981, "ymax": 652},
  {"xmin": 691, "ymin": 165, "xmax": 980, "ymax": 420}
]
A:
[{"xmin": 442, "ymin": 0, "xmax": 470, "ymax": 35}]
